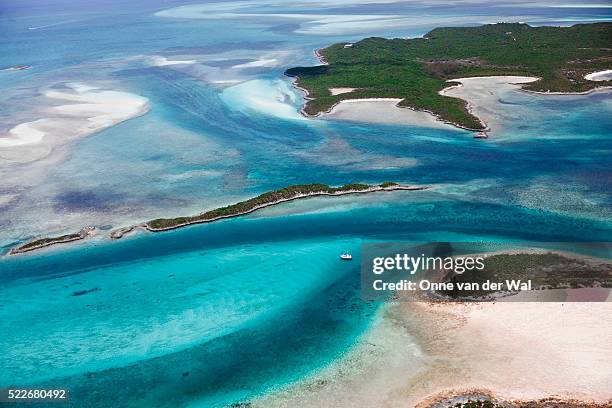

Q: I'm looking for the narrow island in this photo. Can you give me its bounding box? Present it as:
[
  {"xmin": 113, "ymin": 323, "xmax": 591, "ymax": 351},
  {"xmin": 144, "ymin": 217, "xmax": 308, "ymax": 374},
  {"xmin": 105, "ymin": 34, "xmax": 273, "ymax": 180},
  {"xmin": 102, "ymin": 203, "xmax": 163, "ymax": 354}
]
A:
[
  {"xmin": 8, "ymin": 182, "xmax": 427, "ymax": 254},
  {"xmin": 285, "ymin": 22, "xmax": 611, "ymax": 130},
  {"xmin": 9, "ymin": 226, "xmax": 96, "ymax": 255},
  {"xmin": 144, "ymin": 182, "xmax": 424, "ymax": 231}
]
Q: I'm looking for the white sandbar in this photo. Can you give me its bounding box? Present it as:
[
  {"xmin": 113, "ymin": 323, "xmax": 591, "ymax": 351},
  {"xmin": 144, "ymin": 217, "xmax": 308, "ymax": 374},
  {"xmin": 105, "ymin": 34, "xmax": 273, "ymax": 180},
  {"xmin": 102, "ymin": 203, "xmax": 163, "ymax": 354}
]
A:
[{"xmin": 0, "ymin": 83, "xmax": 149, "ymax": 162}]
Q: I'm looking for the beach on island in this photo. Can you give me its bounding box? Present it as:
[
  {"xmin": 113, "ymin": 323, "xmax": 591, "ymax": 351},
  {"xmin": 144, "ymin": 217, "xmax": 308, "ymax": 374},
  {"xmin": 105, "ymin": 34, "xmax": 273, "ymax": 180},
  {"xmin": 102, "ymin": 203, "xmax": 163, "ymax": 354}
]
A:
[
  {"xmin": 320, "ymin": 75, "xmax": 612, "ymax": 134},
  {"xmin": 438, "ymin": 76, "xmax": 539, "ymax": 133},
  {"xmin": 329, "ymin": 87, "xmax": 357, "ymax": 96},
  {"xmin": 0, "ymin": 82, "xmax": 149, "ymax": 164},
  {"xmin": 318, "ymin": 76, "xmax": 542, "ymax": 133},
  {"xmin": 254, "ymin": 300, "xmax": 612, "ymax": 407},
  {"xmin": 322, "ymin": 98, "xmax": 459, "ymax": 130},
  {"xmin": 585, "ymin": 69, "xmax": 612, "ymax": 81}
]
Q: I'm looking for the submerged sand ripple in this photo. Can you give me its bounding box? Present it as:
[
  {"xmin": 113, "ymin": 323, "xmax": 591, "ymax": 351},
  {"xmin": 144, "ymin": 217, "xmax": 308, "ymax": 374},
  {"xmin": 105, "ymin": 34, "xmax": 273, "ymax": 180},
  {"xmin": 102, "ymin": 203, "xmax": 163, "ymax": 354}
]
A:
[{"xmin": 0, "ymin": 82, "xmax": 149, "ymax": 163}]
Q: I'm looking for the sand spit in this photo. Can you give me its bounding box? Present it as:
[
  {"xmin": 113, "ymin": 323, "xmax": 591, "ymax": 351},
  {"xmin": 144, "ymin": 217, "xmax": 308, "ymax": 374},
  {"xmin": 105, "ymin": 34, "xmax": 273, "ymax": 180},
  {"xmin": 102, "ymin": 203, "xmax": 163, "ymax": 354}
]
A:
[
  {"xmin": 440, "ymin": 75, "xmax": 612, "ymax": 133},
  {"xmin": 0, "ymin": 82, "xmax": 149, "ymax": 163},
  {"xmin": 439, "ymin": 76, "xmax": 538, "ymax": 134},
  {"xmin": 256, "ymin": 299, "xmax": 612, "ymax": 407}
]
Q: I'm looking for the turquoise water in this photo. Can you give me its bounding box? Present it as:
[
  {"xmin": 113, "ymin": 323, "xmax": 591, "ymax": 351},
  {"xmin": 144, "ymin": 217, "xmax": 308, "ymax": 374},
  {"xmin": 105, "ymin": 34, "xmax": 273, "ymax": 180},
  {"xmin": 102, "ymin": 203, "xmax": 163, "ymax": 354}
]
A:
[{"xmin": 0, "ymin": 1, "xmax": 611, "ymax": 406}]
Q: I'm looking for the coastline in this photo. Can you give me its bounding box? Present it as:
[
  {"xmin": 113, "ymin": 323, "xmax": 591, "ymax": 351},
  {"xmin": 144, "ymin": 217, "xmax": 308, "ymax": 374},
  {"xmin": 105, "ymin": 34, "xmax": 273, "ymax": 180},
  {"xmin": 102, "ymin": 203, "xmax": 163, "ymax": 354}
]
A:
[
  {"xmin": 286, "ymin": 47, "xmax": 329, "ymax": 105},
  {"xmin": 143, "ymin": 184, "xmax": 426, "ymax": 233},
  {"xmin": 287, "ymin": 53, "xmax": 493, "ymax": 132},
  {"xmin": 313, "ymin": 48, "xmax": 328, "ymax": 66},
  {"xmin": 7, "ymin": 183, "xmax": 427, "ymax": 255},
  {"xmin": 316, "ymin": 75, "xmax": 611, "ymax": 135},
  {"xmin": 438, "ymin": 76, "xmax": 538, "ymax": 133},
  {"xmin": 321, "ymin": 98, "xmax": 460, "ymax": 131},
  {"xmin": 255, "ymin": 297, "xmax": 612, "ymax": 408},
  {"xmin": 8, "ymin": 226, "xmax": 96, "ymax": 255},
  {"xmin": 289, "ymin": 47, "xmax": 612, "ymax": 134},
  {"xmin": 254, "ymin": 248, "xmax": 612, "ymax": 407},
  {"xmin": 289, "ymin": 78, "xmax": 481, "ymax": 132},
  {"xmin": 521, "ymin": 84, "xmax": 612, "ymax": 96}
]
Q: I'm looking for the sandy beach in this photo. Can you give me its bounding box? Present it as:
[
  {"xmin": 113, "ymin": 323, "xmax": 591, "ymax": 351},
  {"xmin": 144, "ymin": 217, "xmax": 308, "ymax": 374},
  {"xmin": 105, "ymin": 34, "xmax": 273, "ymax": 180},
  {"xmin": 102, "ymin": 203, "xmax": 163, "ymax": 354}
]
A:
[
  {"xmin": 322, "ymin": 98, "xmax": 458, "ymax": 130},
  {"xmin": 329, "ymin": 87, "xmax": 357, "ymax": 95},
  {"xmin": 585, "ymin": 69, "xmax": 612, "ymax": 81},
  {"xmin": 255, "ymin": 299, "xmax": 612, "ymax": 407},
  {"xmin": 0, "ymin": 82, "xmax": 149, "ymax": 163},
  {"xmin": 439, "ymin": 76, "xmax": 539, "ymax": 133},
  {"xmin": 313, "ymin": 75, "xmax": 611, "ymax": 134},
  {"xmin": 320, "ymin": 76, "xmax": 542, "ymax": 133}
]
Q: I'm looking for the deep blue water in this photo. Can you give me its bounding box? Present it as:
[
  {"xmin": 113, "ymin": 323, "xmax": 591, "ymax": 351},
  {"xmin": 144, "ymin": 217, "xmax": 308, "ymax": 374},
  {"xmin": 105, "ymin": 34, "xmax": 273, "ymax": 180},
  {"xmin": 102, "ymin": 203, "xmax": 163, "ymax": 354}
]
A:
[{"xmin": 0, "ymin": 1, "xmax": 611, "ymax": 407}]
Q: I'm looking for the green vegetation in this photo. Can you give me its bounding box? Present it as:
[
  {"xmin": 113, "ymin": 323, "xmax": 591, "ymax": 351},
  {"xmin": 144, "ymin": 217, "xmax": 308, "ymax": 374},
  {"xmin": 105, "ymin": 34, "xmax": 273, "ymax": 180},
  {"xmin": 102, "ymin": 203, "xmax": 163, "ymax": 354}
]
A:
[
  {"xmin": 286, "ymin": 22, "xmax": 612, "ymax": 130},
  {"xmin": 10, "ymin": 227, "xmax": 93, "ymax": 254},
  {"xmin": 11, "ymin": 182, "xmax": 417, "ymax": 252},
  {"xmin": 440, "ymin": 396, "xmax": 608, "ymax": 408},
  {"xmin": 16, "ymin": 233, "xmax": 81, "ymax": 251},
  {"xmin": 146, "ymin": 182, "xmax": 401, "ymax": 230},
  {"xmin": 439, "ymin": 252, "xmax": 612, "ymax": 299}
]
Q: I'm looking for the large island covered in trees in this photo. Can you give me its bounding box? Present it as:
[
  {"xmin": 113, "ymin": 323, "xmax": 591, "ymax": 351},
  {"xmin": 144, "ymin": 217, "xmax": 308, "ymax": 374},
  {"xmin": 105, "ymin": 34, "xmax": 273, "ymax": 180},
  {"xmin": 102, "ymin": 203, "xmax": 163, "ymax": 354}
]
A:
[{"xmin": 286, "ymin": 23, "xmax": 611, "ymax": 130}]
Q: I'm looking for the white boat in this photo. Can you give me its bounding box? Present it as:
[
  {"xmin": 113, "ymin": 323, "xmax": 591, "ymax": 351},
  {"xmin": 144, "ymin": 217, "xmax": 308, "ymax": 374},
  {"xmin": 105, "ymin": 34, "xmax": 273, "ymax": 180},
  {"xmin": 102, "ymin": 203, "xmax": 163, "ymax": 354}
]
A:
[{"xmin": 340, "ymin": 253, "xmax": 352, "ymax": 260}]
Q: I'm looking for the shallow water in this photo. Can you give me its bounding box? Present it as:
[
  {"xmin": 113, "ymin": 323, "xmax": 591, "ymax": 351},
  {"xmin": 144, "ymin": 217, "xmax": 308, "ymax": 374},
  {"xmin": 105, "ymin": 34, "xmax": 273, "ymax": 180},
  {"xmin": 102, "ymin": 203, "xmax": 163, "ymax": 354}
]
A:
[{"xmin": 0, "ymin": 1, "xmax": 611, "ymax": 406}]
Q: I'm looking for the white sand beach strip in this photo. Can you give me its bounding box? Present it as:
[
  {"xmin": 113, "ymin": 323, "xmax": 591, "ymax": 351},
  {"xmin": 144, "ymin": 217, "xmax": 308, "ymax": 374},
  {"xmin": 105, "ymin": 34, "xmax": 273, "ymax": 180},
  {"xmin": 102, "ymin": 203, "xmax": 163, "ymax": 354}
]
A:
[
  {"xmin": 322, "ymin": 98, "xmax": 457, "ymax": 130},
  {"xmin": 0, "ymin": 83, "xmax": 149, "ymax": 163},
  {"xmin": 256, "ymin": 301, "xmax": 612, "ymax": 407},
  {"xmin": 329, "ymin": 87, "xmax": 357, "ymax": 95},
  {"xmin": 585, "ymin": 69, "xmax": 612, "ymax": 81}
]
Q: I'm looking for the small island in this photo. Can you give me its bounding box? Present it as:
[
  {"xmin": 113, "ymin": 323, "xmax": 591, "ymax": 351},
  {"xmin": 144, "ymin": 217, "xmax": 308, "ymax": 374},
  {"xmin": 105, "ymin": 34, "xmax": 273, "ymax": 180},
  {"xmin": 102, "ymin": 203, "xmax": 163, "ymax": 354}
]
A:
[
  {"xmin": 144, "ymin": 182, "xmax": 424, "ymax": 231},
  {"xmin": 9, "ymin": 226, "xmax": 96, "ymax": 255},
  {"xmin": 437, "ymin": 251, "xmax": 612, "ymax": 300},
  {"xmin": 8, "ymin": 182, "xmax": 426, "ymax": 254},
  {"xmin": 286, "ymin": 22, "xmax": 611, "ymax": 130}
]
